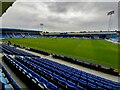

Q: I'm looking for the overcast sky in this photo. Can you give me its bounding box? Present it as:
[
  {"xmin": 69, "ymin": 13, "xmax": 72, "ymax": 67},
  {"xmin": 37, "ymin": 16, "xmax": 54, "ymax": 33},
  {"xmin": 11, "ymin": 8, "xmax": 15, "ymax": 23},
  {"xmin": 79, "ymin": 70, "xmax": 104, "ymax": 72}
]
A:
[{"xmin": 1, "ymin": 0, "xmax": 119, "ymax": 32}]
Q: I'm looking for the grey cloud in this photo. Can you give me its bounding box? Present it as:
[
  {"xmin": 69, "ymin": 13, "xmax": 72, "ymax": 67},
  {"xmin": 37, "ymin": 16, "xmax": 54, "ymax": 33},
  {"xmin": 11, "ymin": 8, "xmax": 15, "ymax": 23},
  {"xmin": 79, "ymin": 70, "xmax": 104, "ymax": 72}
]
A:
[
  {"xmin": 45, "ymin": 2, "xmax": 69, "ymax": 13},
  {"xmin": 45, "ymin": 2, "xmax": 92, "ymax": 13},
  {"xmin": 1, "ymin": 1, "xmax": 118, "ymax": 32}
]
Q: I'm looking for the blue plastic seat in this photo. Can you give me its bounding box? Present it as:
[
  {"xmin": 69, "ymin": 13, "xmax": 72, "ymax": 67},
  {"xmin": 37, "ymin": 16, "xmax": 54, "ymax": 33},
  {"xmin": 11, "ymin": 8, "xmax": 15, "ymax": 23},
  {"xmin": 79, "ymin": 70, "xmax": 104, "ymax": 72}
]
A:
[
  {"xmin": 11, "ymin": 82, "xmax": 21, "ymax": 90},
  {"xmin": 74, "ymin": 74, "xmax": 80, "ymax": 78},
  {"xmin": 112, "ymin": 85, "xmax": 120, "ymax": 90},
  {"xmin": 81, "ymin": 76, "xmax": 87, "ymax": 81},
  {"xmin": 70, "ymin": 76, "xmax": 79, "ymax": 84},
  {"xmin": 58, "ymin": 79, "xmax": 67, "ymax": 86},
  {"xmin": 3, "ymin": 48, "xmax": 120, "ymax": 90},
  {"xmin": 88, "ymin": 79, "xmax": 95, "ymax": 84},
  {"xmin": 96, "ymin": 81, "xmax": 103, "ymax": 87},
  {"xmin": 67, "ymin": 84, "xmax": 77, "ymax": 90},
  {"xmin": 67, "ymin": 81, "xmax": 76, "ymax": 87},
  {"xmin": 41, "ymin": 77, "xmax": 48, "ymax": 85},
  {"xmin": 67, "ymin": 81, "xmax": 77, "ymax": 90},
  {"xmin": 87, "ymin": 82, "xmax": 97, "ymax": 89},
  {"xmin": 79, "ymin": 79, "xmax": 87, "ymax": 86},
  {"xmin": 58, "ymin": 76, "xmax": 66, "ymax": 82},
  {"xmin": 7, "ymin": 75, "xmax": 13, "ymax": 83},
  {"xmin": 0, "ymin": 72, "xmax": 3, "ymax": 77},
  {"xmin": 2, "ymin": 77, "xmax": 8, "ymax": 84},
  {"xmin": 1, "ymin": 62, "xmax": 21, "ymax": 90},
  {"xmin": 103, "ymin": 84, "xmax": 112, "ymax": 89},
  {"xmin": 77, "ymin": 86, "xmax": 86, "ymax": 90},
  {"xmin": 4, "ymin": 84, "xmax": 12, "ymax": 90},
  {"xmin": 48, "ymin": 82, "xmax": 59, "ymax": 90}
]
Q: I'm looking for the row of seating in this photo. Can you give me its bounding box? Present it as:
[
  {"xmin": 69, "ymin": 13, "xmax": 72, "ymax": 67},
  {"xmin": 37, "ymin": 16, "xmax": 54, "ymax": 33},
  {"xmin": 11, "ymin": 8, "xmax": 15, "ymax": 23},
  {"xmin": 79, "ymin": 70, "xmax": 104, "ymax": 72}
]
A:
[
  {"xmin": 13, "ymin": 33, "xmax": 22, "ymax": 38},
  {"xmin": 0, "ymin": 63, "xmax": 21, "ymax": 90},
  {"xmin": 2, "ymin": 44, "xmax": 119, "ymax": 76},
  {"xmin": 2, "ymin": 44, "xmax": 37, "ymax": 57},
  {"xmin": 21, "ymin": 56, "xmax": 120, "ymax": 90},
  {"xmin": 1, "ymin": 44, "xmax": 120, "ymax": 90},
  {"xmin": 107, "ymin": 37, "xmax": 120, "ymax": 44},
  {"xmin": 52, "ymin": 54, "xmax": 119, "ymax": 76},
  {"xmin": 1, "ymin": 33, "xmax": 40, "ymax": 39},
  {"xmin": 3, "ymin": 54, "xmax": 60, "ymax": 90},
  {"xmin": 15, "ymin": 56, "xmax": 85, "ymax": 90},
  {"xmin": 29, "ymin": 34, "xmax": 40, "ymax": 37},
  {"xmin": 30, "ymin": 57, "xmax": 119, "ymax": 86},
  {"xmin": 0, "ymin": 70, "xmax": 12, "ymax": 90},
  {"xmin": 16, "ymin": 57, "xmax": 118, "ymax": 89},
  {"xmin": 1, "ymin": 34, "xmax": 8, "ymax": 38}
]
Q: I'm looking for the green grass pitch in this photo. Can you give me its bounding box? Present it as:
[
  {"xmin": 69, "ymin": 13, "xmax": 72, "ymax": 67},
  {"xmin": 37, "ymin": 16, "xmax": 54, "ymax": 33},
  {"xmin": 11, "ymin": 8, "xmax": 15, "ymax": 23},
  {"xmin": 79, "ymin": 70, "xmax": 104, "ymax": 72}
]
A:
[{"xmin": 3, "ymin": 38, "xmax": 119, "ymax": 69}]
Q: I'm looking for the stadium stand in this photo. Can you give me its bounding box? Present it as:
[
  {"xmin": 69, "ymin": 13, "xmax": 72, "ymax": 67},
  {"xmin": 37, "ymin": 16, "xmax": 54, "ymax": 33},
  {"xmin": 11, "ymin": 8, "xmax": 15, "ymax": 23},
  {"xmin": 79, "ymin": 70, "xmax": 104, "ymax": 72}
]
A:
[
  {"xmin": 1, "ymin": 42, "xmax": 119, "ymax": 76},
  {"xmin": 1, "ymin": 1, "xmax": 120, "ymax": 89},
  {"xmin": 0, "ymin": 63, "xmax": 21, "ymax": 90},
  {"xmin": 1, "ymin": 28, "xmax": 41, "ymax": 39},
  {"xmin": 1, "ymin": 28, "xmax": 119, "ymax": 39},
  {"xmin": 1, "ymin": 28, "xmax": 119, "ymax": 89},
  {"xmin": 106, "ymin": 37, "xmax": 120, "ymax": 44},
  {"xmin": 1, "ymin": 44, "xmax": 120, "ymax": 90},
  {"xmin": 1, "ymin": 44, "xmax": 38, "ymax": 57},
  {"xmin": 52, "ymin": 54, "xmax": 119, "ymax": 76},
  {"xmin": 1, "ymin": 33, "xmax": 8, "ymax": 38},
  {"xmin": 1, "ymin": 33, "xmax": 41, "ymax": 38},
  {"xmin": 43, "ymin": 32, "xmax": 119, "ymax": 39}
]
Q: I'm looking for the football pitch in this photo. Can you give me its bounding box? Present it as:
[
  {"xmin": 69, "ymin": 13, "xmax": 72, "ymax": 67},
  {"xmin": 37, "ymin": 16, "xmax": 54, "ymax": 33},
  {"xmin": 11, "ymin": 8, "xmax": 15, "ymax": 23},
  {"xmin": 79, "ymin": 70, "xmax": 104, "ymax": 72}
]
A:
[{"xmin": 3, "ymin": 38, "xmax": 119, "ymax": 69}]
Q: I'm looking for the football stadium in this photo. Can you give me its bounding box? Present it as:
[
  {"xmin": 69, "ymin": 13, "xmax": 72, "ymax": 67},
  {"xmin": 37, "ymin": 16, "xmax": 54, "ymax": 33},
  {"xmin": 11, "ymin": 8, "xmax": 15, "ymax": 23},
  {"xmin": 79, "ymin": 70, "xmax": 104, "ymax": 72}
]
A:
[{"xmin": 0, "ymin": 1, "xmax": 120, "ymax": 90}]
